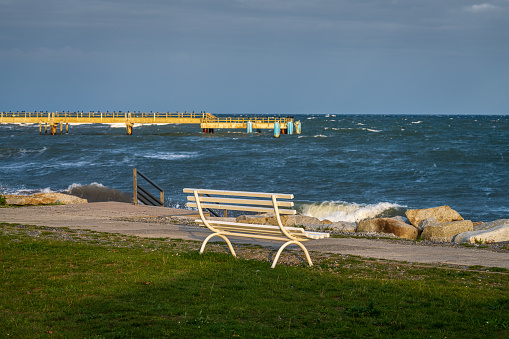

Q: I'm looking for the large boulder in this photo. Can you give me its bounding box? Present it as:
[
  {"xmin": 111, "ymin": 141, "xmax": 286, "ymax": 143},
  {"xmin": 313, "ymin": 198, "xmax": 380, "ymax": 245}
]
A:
[
  {"xmin": 417, "ymin": 218, "xmax": 439, "ymax": 231},
  {"xmin": 4, "ymin": 193, "xmax": 87, "ymax": 206},
  {"xmin": 473, "ymin": 219, "xmax": 509, "ymax": 231},
  {"xmin": 357, "ymin": 218, "xmax": 418, "ymax": 240},
  {"xmin": 405, "ymin": 206, "xmax": 463, "ymax": 227},
  {"xmin": 454, "ymin": 220, "xmax": 509, "ymax": 244},
  {"xmin": 420, "ymin": 220, "xmax": 473, "ymax": 242}
]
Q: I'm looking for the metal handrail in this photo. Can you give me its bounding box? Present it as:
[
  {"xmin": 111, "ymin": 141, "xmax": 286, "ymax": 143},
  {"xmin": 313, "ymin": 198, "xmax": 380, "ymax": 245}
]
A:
[
  {"xmin": 133, "ymin": 168, "xmax": 164, "ymax": 206},
  {"xmin": 0, "ymin": 111, "xmax": 210, "ymax": 120}
]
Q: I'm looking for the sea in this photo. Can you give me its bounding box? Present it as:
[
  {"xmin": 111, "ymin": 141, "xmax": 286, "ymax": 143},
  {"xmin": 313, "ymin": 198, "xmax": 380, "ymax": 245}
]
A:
[{"xmin": 1, "ymin": 114, "xmax": 508, "ymax": 223}]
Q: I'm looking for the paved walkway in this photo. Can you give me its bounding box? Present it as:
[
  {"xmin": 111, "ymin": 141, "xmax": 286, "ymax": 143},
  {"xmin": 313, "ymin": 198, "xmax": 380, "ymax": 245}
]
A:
[{"xmin": 2, "ymin": 202, "xmax": 508, "ymax": 269}]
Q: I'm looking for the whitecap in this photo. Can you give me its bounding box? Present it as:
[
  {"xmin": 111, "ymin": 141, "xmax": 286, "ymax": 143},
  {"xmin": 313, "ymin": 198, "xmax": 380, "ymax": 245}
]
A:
[
  {"xmin": 314, "ymin": 134, "xmax": 327, "ymax": 138},
  {"xmin": 105, "ymin": 123, "xmax": 130, "ymax": 128},
  {"xmin": 411, "ymin": 121, "xmax": 422, "ymax": 124},
  {"xmin": 366, "ymin": 129, "xmax": 381, "ymax": 133},
  {"xmin": 299, "ymin": 201, "xmax": 405, "ymax": 223},
  {"xmin": 142, "ymin": 151, "xmax": 198, "ymax": 160}
]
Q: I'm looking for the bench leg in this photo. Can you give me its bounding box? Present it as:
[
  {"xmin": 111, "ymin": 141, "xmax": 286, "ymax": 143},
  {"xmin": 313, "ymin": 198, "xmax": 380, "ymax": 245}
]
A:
[
  {"xmin": 271, "ymin": 240, "xmax": 313, "ymax": 269},
  {"xmin": 200, "ymin": 233, "xmax": 237, "ymax": 257}
]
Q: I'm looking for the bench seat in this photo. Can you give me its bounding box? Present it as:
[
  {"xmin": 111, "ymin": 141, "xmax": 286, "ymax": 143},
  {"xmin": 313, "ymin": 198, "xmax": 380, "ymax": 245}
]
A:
[
  {"xmin": 195, "ymin": 219, "xmax": 330, "ymax": 240},
  {"xmin": 184, "ymin": 188, "xmax": 330, "ymax": 268}
]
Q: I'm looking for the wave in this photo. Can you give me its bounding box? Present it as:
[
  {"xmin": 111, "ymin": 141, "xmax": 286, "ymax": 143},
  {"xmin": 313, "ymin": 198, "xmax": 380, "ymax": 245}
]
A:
[
  {"xmin": 0, "ymin": 186, "xmax": 55, "ymax": 195},
  {"xmin": 142, "ymin": 151, "xmax": 198, "ymax": 160},
  {"xmin": 104, "ymin": 123, "xmax": 129, "ymax": 128},
  {"xmin": 0, "ymin": 146, "xmax": 48, "ymax": 158},
  {"xmin": 66, "ymin": 182, "xmax": 132, "ymax": 203},
  {"xmin": 298, "ymin": 201, "xmax": 406, "ymax": 223}
]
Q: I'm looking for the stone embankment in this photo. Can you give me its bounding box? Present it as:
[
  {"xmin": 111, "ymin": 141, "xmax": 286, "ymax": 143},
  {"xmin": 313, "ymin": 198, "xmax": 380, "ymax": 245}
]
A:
[{"xmin": 237, "ymin": 205, "xmax": 509, "ymax": 244}]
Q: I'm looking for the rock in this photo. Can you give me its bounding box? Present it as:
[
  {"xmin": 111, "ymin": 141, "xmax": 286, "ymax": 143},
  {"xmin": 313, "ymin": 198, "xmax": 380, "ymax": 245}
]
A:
[
  {"xmin": 392, "ymin": 215, "xmax": 410, "ymax": 224},
  {"xmin": 236, "ymin": 214, "xmax": 321, "ymax": 227},
  {"xmin": 357, "ymin": 218, "xmax": 418, "ymax": 240},
  {"xmin": 420, "ymin": 220, "xmax": 473, "ymax": 242},
  {"xmin": 283, "ymin": 215, "xmax": 322, "ymax": 227},
  {"xmin": 454, "ymin": 221, "xmax": 509, "ymax": 244},
  {"xmin": 473, "ymin": 219, "xmax": 509, "ymax": 231},
  {"xmin": 4, "ymin": 193, "xmax": 88, "ymax": 206},
  {"xmin": 321, "ymin": 219, "xmax": 333, "ymax": 224},
  {"xmin": 328, "ymin": 222, "xmax": 356, "ymax": 232},
  {"xmin": 417, "ymin": 218, "xmax": 439, "ymax": 232},
  {"xmin": 236, "ymin": 214, "xmax": 273, "ymax": 225},
  {"xmin": 405, "ymin": 206, "xmax": 463, "ymax": 227}
]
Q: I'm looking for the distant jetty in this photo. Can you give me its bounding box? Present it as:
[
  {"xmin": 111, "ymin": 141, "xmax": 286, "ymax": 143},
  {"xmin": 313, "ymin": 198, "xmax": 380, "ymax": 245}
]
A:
[{"xmin": 0, "ymin": 111, "xmax": 301, "ymax": 137}]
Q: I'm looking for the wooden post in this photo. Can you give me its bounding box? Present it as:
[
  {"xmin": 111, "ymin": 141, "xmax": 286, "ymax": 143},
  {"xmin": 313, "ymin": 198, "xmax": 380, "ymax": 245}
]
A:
[{"xmin": 133, "ymin": 168, "xmax": 138, "ymax": 205}]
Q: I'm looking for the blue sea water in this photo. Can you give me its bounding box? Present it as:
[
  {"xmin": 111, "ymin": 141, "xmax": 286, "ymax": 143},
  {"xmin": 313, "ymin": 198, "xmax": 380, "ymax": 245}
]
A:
[{"xmin": 1, "ymin": 114, "xmax": 508, "ymax": 222}]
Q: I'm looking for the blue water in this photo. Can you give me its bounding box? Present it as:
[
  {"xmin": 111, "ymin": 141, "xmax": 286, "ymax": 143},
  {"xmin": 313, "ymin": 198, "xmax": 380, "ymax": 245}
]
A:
[{"xmin": 1, "ymin": 115, "xmax": 508, "ymax": 222}]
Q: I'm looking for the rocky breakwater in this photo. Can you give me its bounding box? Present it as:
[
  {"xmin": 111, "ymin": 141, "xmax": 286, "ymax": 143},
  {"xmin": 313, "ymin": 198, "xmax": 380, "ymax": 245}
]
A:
[
  {"xmin": 236, "ymin": 205, "xmax": 509, "ymax": 244},
  {"xmin": 3, "ymin": 193, "xmax": 87, "ymax": 205}
]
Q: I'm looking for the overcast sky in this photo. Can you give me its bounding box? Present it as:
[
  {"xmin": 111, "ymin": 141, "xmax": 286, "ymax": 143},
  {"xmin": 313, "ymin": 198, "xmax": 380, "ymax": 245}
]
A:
[{"xmin": 1, "ymin": 0, "xmax": 508, "ymax": 114}]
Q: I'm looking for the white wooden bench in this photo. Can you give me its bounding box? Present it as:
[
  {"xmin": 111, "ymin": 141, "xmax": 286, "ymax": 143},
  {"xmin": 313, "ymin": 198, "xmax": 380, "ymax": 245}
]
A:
[{"xmin": 183, "ymin": 188, "xmax": 329, "ymax": 268}]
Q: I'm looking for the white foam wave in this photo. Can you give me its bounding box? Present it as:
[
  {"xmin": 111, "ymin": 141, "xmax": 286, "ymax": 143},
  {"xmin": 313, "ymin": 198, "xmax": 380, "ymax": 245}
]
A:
[
  {"xmin": 314, "ymin": 134, "xmax": 327, "ymax": 138},
  {"xmin": 299, "ymin": 201, "xmax": 405, "ymax": 223},
  {"xmin": 105, "ymin": 123, "xmax": 130, "ymax": 128},
  {"xmin": 411, "ymin": 121, "xmax": 422, "ymax": 124},
  {"xmin": 66, "ymin": 182, "xmax": 104, "ymax": 191},
  {"xmin": 66, "ymin": 182, "xmax": 131, "ymax": 202},
  {"xmin": 142, "ymin": 151, "xmax": 198, "ymax": 160},
  {"xmin": 365, "ymin": 128, "xmax": 381, "ymax": 133},
  {"xmin": 1, "ymin": 186, "xmax": 55, "ymax": 195}
]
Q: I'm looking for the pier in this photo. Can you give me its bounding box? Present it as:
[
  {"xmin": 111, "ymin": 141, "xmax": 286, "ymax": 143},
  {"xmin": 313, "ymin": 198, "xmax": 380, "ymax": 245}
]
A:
[{"xmin": 0, "ymin": 111, "xmax": 300, "ymax": 137}]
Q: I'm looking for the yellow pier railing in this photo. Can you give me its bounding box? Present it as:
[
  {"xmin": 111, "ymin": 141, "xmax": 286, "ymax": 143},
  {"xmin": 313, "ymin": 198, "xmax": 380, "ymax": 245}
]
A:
[{"xmin": 0, "ymin": 111, "xmax": 301, "ymax": 137}]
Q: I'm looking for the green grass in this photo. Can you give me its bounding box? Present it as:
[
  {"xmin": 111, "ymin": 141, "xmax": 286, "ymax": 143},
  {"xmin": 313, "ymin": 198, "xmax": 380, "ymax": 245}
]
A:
[{"xmin": 1, "ymin": 223, "xmax": 509, "ymax": 338}]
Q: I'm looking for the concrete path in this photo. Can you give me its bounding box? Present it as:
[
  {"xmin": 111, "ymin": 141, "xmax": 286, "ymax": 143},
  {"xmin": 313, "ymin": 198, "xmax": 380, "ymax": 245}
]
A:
[{"xmin": 2, "ymin": 202, "xmax": 508, "ymax": 269}]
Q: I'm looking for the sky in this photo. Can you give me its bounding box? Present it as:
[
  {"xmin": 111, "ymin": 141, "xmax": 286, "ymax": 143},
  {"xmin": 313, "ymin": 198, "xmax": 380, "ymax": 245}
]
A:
[{"xmin": 1, "ymin": 0, "xmax": 508, "ymax": 114}]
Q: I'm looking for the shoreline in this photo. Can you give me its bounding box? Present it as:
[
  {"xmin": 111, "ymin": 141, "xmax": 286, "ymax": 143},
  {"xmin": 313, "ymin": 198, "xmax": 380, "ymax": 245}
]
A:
[{"xmin": 1, "ymin": 202, "xmax": 509, "ymax": 269}]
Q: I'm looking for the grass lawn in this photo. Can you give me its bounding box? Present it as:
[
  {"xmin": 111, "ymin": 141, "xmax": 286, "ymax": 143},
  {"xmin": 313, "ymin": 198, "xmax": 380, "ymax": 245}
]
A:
[{"xmin": 1, "ymin": 223, "xmax": 508, "ymax": 338}]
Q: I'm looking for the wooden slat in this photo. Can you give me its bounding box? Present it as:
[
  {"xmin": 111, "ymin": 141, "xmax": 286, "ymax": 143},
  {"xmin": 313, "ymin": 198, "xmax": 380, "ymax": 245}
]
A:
[
  {"xmin": 183, "ymin": 188, "xmax": 294, "ymax": 199},
  {"xmin": 187, "ymin": 202, "xmax": 296, "ymax": 215},
  {"xmin": 186, "ymin": 196, "xmax": 294, "ymax": 208}
]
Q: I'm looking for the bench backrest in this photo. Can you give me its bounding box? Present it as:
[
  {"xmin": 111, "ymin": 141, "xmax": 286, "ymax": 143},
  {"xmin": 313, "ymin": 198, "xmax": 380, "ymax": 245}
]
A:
[{"xmin": 183, "ymin": 188, "xmax": 297, "ymax": 216}]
